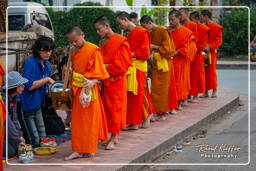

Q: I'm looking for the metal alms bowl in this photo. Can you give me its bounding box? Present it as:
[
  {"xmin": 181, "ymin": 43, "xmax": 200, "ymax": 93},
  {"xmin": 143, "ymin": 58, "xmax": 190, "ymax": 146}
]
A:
[
  {"xmin": 50, "ymin": 81, "xmax": 71, "ymax": 93},
  {"xmin": 49, "ymin": 81, "xmax": 72, "ymax": 110}
]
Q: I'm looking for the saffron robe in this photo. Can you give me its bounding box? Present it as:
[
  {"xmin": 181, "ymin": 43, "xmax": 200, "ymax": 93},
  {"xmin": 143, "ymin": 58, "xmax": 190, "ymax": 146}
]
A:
[
  {"xmin": 101, "ymin": 33, "xmax": 132, "ymax": 135},
  {"xmin": 190, "ymin": 23, "xmax": 210, "ymax": 96},
  {"xmin": 71, "ymin": 42, "xmax": 109, "ymax": 153},
  {"xmin": 151, "ymin": 26, "xmax": 177, "ymax": 113},
  {"xmin": 126, "ymin": 26, "xmax": 150, "ymax": 125},
  {"xmin": 170, "ymin": 26, "xmax": 194, "ymax": 101},
  {"xmin": 0, "ymin": 58, "xmax": 5, "ymax": 171},
  {"xmin": 183, "ymin": 21, "xmax": 198, "ymax": 97},
  {"xmin": 205, "ymin": 22, "xmax": 223, "ymax": 90}
]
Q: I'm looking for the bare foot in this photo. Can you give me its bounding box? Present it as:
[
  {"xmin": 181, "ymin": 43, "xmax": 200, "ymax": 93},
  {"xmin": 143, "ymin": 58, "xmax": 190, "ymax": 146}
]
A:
[
  {"xmin": 128, "ymin": 125, "xmax": 139, "ymax": 130},
  {"xmin": 102, "ymin": 141, "xmax": 108, "ymax": 147},
  {"xmin": 200, "ymin": 92, "xmax": 209, "ymax": 98},
  {"xmin": 183, "ymin": 100, "xmax": 188, "ymax": 106},
  {"xmin": 142, "ymin": 115, "xmax": 151, "ymax": 128},
  {"xmin": 169, "ymin": 109, "xmax": 177, "ymax": 115},
  {"xmin": 157, "ymin": 114, "xmax": 167, "ymax": 121},
  {"xmin": 114, "ymin": 138, "xmax": 118, "ymax": 144},
  {"xmin": 178, "ymin": 104, "xmax": 183, "ymax": 110},
  {"xmin": 211, "ymin": 89, "xmax": 217, "ymax": 98},
  {"xmin": 105, "ymin": 141, "xmax": 115, "ymax": 150},
  {"xmin": 64, "ymin": 152, "xmax": 83, "ymax": 161}
]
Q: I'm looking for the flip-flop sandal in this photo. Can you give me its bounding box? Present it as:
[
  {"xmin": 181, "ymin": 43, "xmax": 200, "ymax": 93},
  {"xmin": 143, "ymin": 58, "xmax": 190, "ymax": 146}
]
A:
[{"xmin": 211, "ymin": 95, "xmax": 217, "ymax": 98}]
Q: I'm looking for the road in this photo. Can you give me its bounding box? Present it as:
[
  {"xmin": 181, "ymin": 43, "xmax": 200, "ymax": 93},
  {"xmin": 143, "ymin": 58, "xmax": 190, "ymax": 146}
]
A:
[{"xmin": 142, "ymin": 69, "xmax": 255, "ymax": 171}]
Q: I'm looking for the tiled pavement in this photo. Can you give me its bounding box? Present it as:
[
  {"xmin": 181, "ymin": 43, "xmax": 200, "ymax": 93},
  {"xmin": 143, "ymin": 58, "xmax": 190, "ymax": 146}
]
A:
[{"xmin": 5, "ymin": 88, "xmax": 239, "ymax": 171}]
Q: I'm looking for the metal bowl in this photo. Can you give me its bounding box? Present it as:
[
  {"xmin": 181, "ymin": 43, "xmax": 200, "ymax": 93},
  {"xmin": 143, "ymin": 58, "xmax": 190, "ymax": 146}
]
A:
[{"xmin": 50, "ymin": 81, "xmax": 71, "ymax": 93}]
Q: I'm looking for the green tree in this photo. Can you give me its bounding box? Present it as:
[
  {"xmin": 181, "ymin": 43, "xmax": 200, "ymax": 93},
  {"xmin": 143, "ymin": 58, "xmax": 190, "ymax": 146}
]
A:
[
  {"xmin": 47, "ymin": 2, "xmax": 120, "ymax": 48},
  {"xmin": 222, "ymin": 9, "xmax": 250, "ymax": 55}
]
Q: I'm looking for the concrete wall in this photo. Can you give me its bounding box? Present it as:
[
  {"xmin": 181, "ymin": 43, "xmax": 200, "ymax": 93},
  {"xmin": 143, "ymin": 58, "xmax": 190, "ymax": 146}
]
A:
[{"xmin": 0, "ymin": 32, "xmax": 36, "ymax": 72}]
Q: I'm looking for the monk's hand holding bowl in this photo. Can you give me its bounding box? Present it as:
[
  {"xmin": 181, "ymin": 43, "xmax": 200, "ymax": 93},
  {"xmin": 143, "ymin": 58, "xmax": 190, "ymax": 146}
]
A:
[
  {"xmin": 131, "ymin": 53, "xmax": 135, "ymax": 57},
  {"xmin": 84, "ymin": 78, "xmax": 98, "ymax": 90},
  {"xmin": 174, "ymin": 50, "xmax": 179, "ymax": 56},
  {"xmin": 205, "ymin": 45, "xmax": 210, "ymax": 52},
  {"xmin": 151, "ymin": 44, "xmax": 160, "ymax": 50}
]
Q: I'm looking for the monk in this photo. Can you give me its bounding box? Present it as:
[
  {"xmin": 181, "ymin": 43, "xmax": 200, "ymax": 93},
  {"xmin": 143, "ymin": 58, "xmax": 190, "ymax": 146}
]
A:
[
  {"xmin": 64, "ymin": 26, "xmax": 109, "ymax": 161},
  {"xmin": 140, "ymin": 15, "xmax": 177, "ymax": 120},
  {"xmin": 190, "ymin": 11, "xmax": 210, "ymax": 99},
  {"xmin": 201, "ymin": 10, "xmax": 223, "ymax": 97},
  {"xmin": 168, "ymin": 10, "xmax": 195, "ymax": 110},
  {"xmin": 179, "ymin": 8, "xmax": 198, "ymax": 103},
  {"xmin": 0, "ymin": 58, "xmax": 6, "ymax": 171},
  {"xmin": 94, "ymin": 16, "xmax": 132, "ymax": 150},
  {"xmin": 116, "ymin": 12, "xmax": 151, "ymax": 130}
]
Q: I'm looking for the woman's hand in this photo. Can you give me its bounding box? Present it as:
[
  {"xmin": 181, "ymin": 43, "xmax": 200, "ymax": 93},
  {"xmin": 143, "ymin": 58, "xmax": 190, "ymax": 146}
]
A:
[{"xmin": 47, "ymin": 77, "xmax": 55, "ymax": 84}]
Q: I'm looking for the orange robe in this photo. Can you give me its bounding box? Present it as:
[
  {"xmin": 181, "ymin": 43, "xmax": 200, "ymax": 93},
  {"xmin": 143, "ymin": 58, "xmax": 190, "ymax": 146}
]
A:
[
  {"xmin": 205, "ymin": 22, "xmax": 223, "ymax": 90},
  {"xmin": 0, "ymin": 59, "xmax": 5, "ymax": 171},
  {"xmin": 101, "ymin": 33, "xmax": 132, "ymax": 135},
  {"xmin": 126, "ymin": 26, "xmax": 150, "ymax": 125},
  {"xmin": 142, "ymin": 73, "xmax": 153, "ymax": 120},
  {"xmin": 151, "ymin": 26, "xmax": 177, "ymax": 113},
  {"xmin": 190, "ymin": 23, "xmax": 210, "ymax": 96},
  {"xmin": 183, "ymin": 21, "xmax": 198, "ymax": 97},
  {"xmin": 170, "ymin": 26, "xmax": 194, "ymax": 101},
  {"xmin": 71, "ymin": 42, "xmax": 109, "ymax": 153}
]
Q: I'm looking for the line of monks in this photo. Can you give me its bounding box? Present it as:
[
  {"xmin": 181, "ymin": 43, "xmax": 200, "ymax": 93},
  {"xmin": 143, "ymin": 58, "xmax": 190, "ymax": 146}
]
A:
[
  {"xmin": 0, "ymin": 9, "xmax": 224, "ymax": 165},
  {"xmin": 63, "ymin": 9, "xmax": 223, "ymax": 161}
]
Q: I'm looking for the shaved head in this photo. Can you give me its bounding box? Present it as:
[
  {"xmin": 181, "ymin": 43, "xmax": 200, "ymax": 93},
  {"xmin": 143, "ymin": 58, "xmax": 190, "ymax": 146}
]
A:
[
  {"xmin": 94, "ymin": 15, "xmax": 111, "ymax": 26},
  {"xmin": 116, "ymin": 11, "xmax": 131, "ymax": 21},
  {"xmin": 179, "ymin": 8, "xmax": 189, "ymax": 13},
  {"xmin": 66, "ymin": 26, "xmax": 83, "ymax": 35},
  {"xmin": 66, "ymin": 26, "xmax": 85, "ymax": 49},
  {"xmin": 169, "ymin": 10, "xmax": 181, "ymax": 18}
]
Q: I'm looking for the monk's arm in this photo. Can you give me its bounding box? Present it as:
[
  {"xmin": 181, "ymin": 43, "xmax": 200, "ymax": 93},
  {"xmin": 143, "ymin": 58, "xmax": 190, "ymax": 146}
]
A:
[
  {"xmin": 209, "ymin": 29, "xmax": 223, "ymax": 50},
  {"xmin": 175, "ymin": 41, "xmax": 190, "ymax": 58},
  {"xmin": 158, "ymin": 31, "xmax": 176, "ymax": 58},
  {"xmin": 134, "ymin": 32, "xmax": 150, "ymax": 61},
  {"xmin": 107, "ymin": 43, "xmax": 132, "ymax": 76},
  {"xmin": 84, "ymin": 50, "xmax": 109, "ymax": 80},
  {"xmin": 197, "ymin": 32, "xmax": 209, "ymax": 52}
]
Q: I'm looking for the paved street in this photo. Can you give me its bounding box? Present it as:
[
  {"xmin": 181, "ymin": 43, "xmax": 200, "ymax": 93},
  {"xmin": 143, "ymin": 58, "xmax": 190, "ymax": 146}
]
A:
[{"xmin": 142, "ymin": 69, "xmax": 255, "ymax": 171}]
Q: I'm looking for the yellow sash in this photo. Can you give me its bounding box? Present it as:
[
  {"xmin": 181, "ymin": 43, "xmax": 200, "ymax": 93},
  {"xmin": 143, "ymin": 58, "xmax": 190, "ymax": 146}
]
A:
[
  {"xmin": 72, "ymin": 72, "xmax": 96, "ymax": 100},
  {"xmin": 153, "ymin": 52, "xmax": 169, "ymax": 72},
  {"xmin": 126, "ymin": 58, "xmax": 147, "ymax": 95},
  {"xmin": 207, "ymin": 52, "xmax": 212, "ymax": 65}
]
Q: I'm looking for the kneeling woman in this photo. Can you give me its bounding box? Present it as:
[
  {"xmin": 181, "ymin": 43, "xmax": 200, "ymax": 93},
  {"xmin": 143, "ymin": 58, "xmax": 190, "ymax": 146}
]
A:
[{"xmin": 2, "ymin": 71, "xmax": 28, "ymax": 158}]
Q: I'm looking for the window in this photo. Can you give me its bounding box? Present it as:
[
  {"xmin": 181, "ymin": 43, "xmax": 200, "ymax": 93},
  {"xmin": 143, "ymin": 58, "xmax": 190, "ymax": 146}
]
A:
[{"xmin": 8, "ymin": 15, "xmax": 25, "ymax": 31}]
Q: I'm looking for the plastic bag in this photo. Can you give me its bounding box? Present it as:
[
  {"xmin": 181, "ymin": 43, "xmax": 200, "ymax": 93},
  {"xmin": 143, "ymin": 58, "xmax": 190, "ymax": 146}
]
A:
[
  {"xmin": 79, "ymin": 87, "xmax": 92, "ymax": 108},
  {"xmin": 18, "ymin": 143, "xmax": 34, "ymax": 163}
]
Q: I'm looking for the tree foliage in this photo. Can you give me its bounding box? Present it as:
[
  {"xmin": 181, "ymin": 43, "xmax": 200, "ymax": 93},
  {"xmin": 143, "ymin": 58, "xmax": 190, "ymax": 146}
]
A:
[
  {"xmin": 47, "ymin": 2, "xmax": 120, "ymax": 48},
  {"xmin": 222, "ymin": 8, "xmax": 255, "ymax": 55}
]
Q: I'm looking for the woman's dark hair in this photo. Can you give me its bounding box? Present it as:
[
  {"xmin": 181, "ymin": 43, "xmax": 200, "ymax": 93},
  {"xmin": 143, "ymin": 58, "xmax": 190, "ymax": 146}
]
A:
[
  {"xmin": 8, "ymin": 87, "xmax": 17, "ymax": 96},
  {"xmin": 32, "ymin": 36, "xmax": 56, "ymax": 58}
]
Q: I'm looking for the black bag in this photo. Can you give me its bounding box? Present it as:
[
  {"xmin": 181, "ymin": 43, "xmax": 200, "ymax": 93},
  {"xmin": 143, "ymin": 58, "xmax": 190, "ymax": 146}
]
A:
[{"xmin": 41, "ymin": 95, "xmax": 65, "ymax": 136}]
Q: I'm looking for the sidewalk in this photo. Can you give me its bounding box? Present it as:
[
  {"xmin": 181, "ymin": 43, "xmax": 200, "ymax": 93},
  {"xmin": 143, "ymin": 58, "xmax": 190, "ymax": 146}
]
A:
[
  {"xmin": 5, "ymin": 88, "xmax": 240, "ymax": 171},
  {"xmin": 217, "ymin": 60, "xmax": 256, "ymax": 69}
]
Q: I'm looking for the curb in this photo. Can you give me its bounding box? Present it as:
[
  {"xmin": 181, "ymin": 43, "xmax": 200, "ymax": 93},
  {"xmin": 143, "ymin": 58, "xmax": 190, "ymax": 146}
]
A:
[
  {"xmin": 117, "ymin": 93, "xmax": 240, "ymax": 171},
  {"xmin": 217, "ymin": 63, "xmax": 256, "ymax": 70}
]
